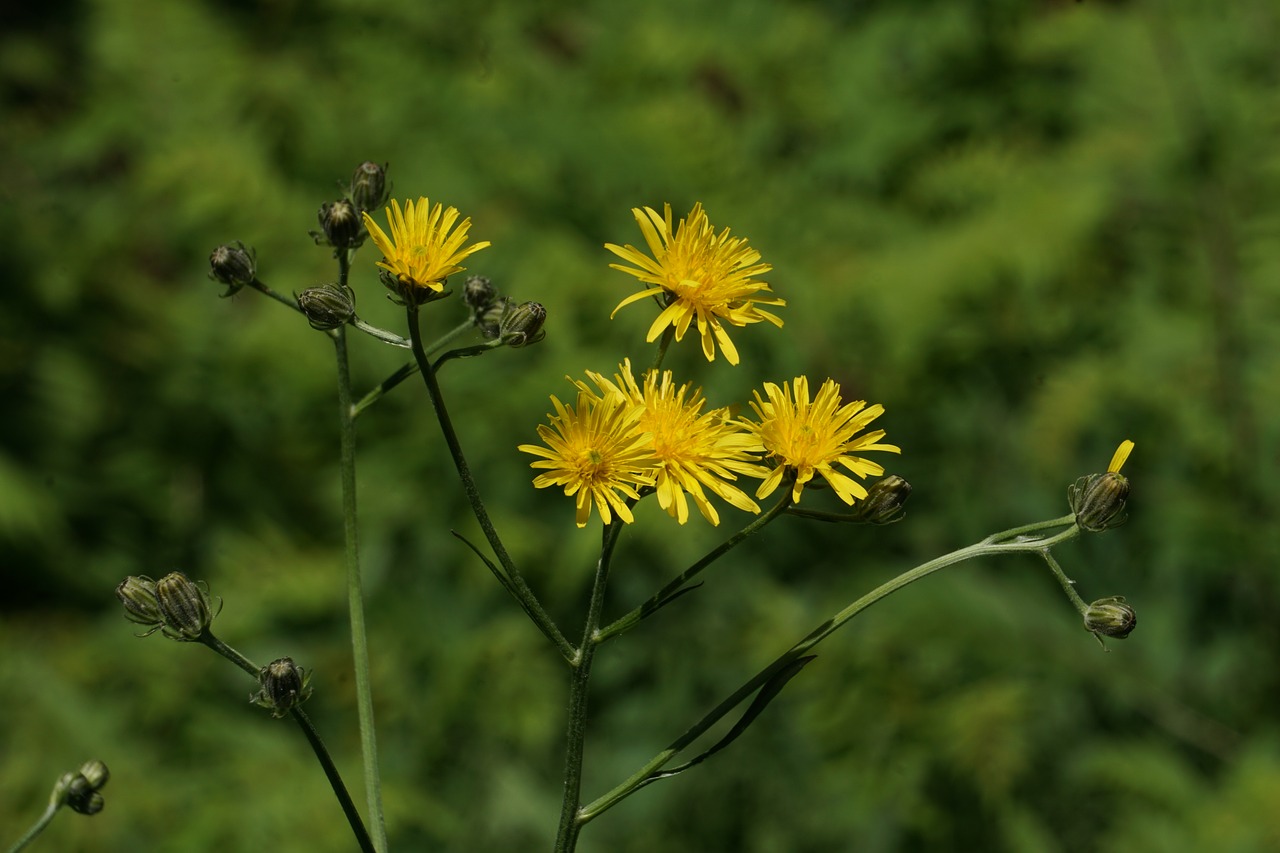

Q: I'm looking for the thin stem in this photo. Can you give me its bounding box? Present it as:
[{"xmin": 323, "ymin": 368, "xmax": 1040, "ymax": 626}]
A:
[
  {"xmin": 350, "ymin": 320, "xmax": 479, "ymax": 419},
  {"xmin": 406, "ymin": 303, "xmax": 575, "ymax": 661},
  {"xmin": 1042, "ymin": 549, "xmax": 1090, "ymax": 615},
  {"xmin": 334, "ymin": 324, "xmax": 388, "ymax": 853},
  {"xmin": 7, "ymin": 797, "xmax": 61, "ymax": 853},
  {"xmin": 197, "ymin": 632, "xmax": 377, "ymax": 853},
  {"xmin": 352, "ymin": 361, "xmax": 420, "ymax": 418},
  {"xmin": 248, "ymin": 278, "xmax": 303, "ymax": 313},
  {"xmin": 291, "ymin": 709, "xmax": 379, "ymax": 853},
  {"xmin": 595, "ymin": 492, "xmax": 793, "ymax": 645},
  {"xmin": 554, "ymin": 522, "xmax": 624, "ymax": 853},
  {"xmin": 579, "ymin": 519, "xmax": 1083, "ymax": 824},
  {"xmin": 648, "ymin": 326, "xmax": 675, "ymax": 374}
]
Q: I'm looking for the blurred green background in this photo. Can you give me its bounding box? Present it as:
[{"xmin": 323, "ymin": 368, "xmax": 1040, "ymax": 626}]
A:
[{"xmin": 3, "ymin": 0, "xmax": 1278, "ymax": 850}]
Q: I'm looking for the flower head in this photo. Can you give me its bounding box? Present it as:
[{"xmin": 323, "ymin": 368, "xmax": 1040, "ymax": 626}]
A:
[
  {"xmin": 362, "ymin": 197, "xmax": 490, "ymax": 292},
  {"xmin": 741, "ymin": 376, "xmax": 900, "ymax": 505},
  {"xmin": 518, "ymin": 390, "xmax": 655, "ymax": 528},
  {"xmin": 605, "ymin": 203, "xmax": 784, "ymax": 365},
  {"xmin": 577, "ymin": 360, "xmax": 762, "ymax": 526}
]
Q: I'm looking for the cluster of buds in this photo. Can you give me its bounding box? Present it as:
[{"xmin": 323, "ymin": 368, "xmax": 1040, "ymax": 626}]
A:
[
  {"xmin": 251, "ymin": 657, "xmax": 314, "ymax": 718},
  {"xmin": 312, "ymin": 161, "xmax": 391, "ymax": 252},
  {"xmin": 463, "ymin": 275, "xmax": 547, "ymax": 348},
  {"xmin": 116, "ymin": 572, "xmax": 220, "ymax": 641},
  {"xmin": 208, "ymin": 242, "xmax": 257, "ymax": 297},
  {"xmin": 55, "ymin": 760, "xmax": 110, "ymax": 816}
]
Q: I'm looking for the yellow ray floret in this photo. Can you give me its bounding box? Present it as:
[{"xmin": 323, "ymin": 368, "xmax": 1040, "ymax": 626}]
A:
[
  {"xmin": 576, "ymin": 360, "xmax": 762, "ymax": 526},
  {"xmin": 605, "ymin": 203, "xmax": 784, "ymax": 365},
  {"xmin": 518, "ymin": 391, "xmax": 655, "ymax": 528},
  {"xmin": 362, "ymin": 197, "xmax": 490, "ymax": 291},
  {"xmin": 741, "ymin": 376, "xmax": 900, "ymax": 505}
]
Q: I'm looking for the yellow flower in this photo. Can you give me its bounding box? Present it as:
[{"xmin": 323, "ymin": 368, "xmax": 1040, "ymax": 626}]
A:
[
  {"xmin": 577, "ymin": 360, "xmax": 762, "ymax": 526},
  {"xmin": 518, "ymin": 391, "xmax": 655, "ymax": 528},
  {"xmin": 362, "ymin": 197, "xmax": 490, "ymax": 292},
  {"xmin": 605, "ymin": 203, "xmax": 784, "ymax": 365},
  {"xmin": 741, "ymin": 376, "xmax": 900, "ymax": 505}
]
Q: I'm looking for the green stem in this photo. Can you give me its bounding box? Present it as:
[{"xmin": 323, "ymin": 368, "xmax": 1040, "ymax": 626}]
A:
[
  {"xmin": 334, "ymin": 321, "xmax": 389, "ymax": 853},
  {"xmin": 578, "ymin": 518, "xmax": 1083, "ymax": 824},
  {"xmin": 648, "ymin": 326, "xmax": 675, "ymax": 374},
  {"xmin": 198, "ymin": 633, "xmax": 377, "ymax": 853},
  {"xmin": 350, "ymin": 320, "xmax": 480, "ymax": 419},
  {"xmin": 406, "ymin": 303, "xmax": 575, "ymax": 661},
  {"xmin": 1042, "ymin": 548, "xmax": 1090, "ymax": 615},
  {"xmin": 595, "ymin": 492, "xmax": 793, "ymax": 645},
  {"xmin": 248, "ymin": 278, "xmax": 303, "ymax": 313},
  {"xmin": 554, "ymin": 522, "xmax": 624, "ymax": 853},
  {"xmin": 6, "ymin": 796, "xmax": 61, "ymax": 853}
]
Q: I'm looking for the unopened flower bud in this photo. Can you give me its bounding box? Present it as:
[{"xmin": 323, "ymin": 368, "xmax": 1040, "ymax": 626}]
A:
[
  {"xmin": 154, "ymin": 571, "xmax": 217, "ymax": 641},
  {"xmin": 1069, "ymin": 440, "xmax": 1134, "ymax": 532},
  {"xmin": 116, "ymin": 576, "xmax": 163, "ymax": 632},
  {"xmin": 348, "ymin": 161, "xmax": 389, "ymax": 212},
  {"xmin": 853, "ymin": 475, "xmax": 912, "ymax": 524},
  {"xmin": 57, "ymin": 761, "xmax": 109, "ymax": 816},
  {"xmin": 78, "ymin": 760, "xmax": 110, "ymax": 792},
  {"xmin": 68, "ymin": 790, "xmax": 105, "ymax": 816},
  {"xmin": 316, "ymin": 199, "xmax": 362, "ymax": 249},
  {"xmin": 1069, "ymin": 472, "xmax": 1130, "ymax": 532},
  {"xmin": 251, "ymin": 657, "xmax": 313, "ymax": 718},
  {"xmin": 1084, "ymin": 596, "xmax": 1137, "ymax": 639},
  {"xmin": 463, "ymin": 275, "xmax": 498, "ymax": 312},
  {"xmin": 499, "ymin": 301, "xmax": 546, "ymax": 347},
  {"xmin": 208, "ymin": 242, "xmax": 257, "ymax": 297},
  {"xmin": 297, "ymin": 283, "xmax": 356, "ymax": 330}
]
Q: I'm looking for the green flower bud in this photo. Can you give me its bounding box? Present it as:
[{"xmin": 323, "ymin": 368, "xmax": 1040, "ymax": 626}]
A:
[
  {"xmin": 499, "ymin": 300, "xmax": 546, "ymax": 347},
  {"xmin": 1084, "ymin": 596, "xmax": 1137, "ymax": 639},
  {"xmin": 852, "ymin": 475, "xmax": 912, "ymax": 524},
  {"xmin": 116, "ymin": 575, "xmax": 163, "ymax": 634},
  {"xmin": 68, "ymin": 790, "xmax": 105, "ymax": 816},
  {"xmin": 1069, "ymin": 471, "xmax": 1130, "ymax": 532},
  {"xmin": 1069, "ymin": 440, "xmax": 1134, "ymax": 532},
  {"xmin": 315, "ymin": 199, "xmax": 362, "ymax": 249},
  {"xmin": 77, "ymin": 760, "xmax": 110, "ymax": 792},
  {"xmin": 251, "ymin": 657, "xmax": 313, "ymax": 718},
  {"xmin": 154, "ymin": 571, "xmax": 217, "ymax": 641},
  {"xmin": 208, "ymin": 242, "xmax": 257, "ymax": 297},
  {"xmin": 463, "ymin": 275, "xmax": 498, "ymax": 312},
  {"xmin": 348, "ymin": 161, "xmax": 390, "ymax": 212},
  {"xmin": 297, "ymin": 283, "xmax": 357, "ymax": 331},
  {"xmin": 57, "ymin": 762, "xmax": 109, "ymax": 816},
  {"xmin": 475, "ymin": 296, "xmax": 511, "ymax": 339}
]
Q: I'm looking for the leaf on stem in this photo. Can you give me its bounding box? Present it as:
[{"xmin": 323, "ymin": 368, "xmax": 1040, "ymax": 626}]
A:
[{"xmin": 637, "ymin": 655, "xmax": 817, "ymax": 790}]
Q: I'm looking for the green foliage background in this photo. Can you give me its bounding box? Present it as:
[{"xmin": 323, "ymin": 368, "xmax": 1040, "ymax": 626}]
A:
[{"xmin": 3, "ymin": 0, "xmax": 1278, "ymax": 850}]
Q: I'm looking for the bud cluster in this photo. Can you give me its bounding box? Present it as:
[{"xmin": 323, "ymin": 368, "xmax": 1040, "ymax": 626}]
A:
[
  {"xmin": 56, "ymin": 760, "xmax": 110, "ymax": 816},
  {"xmin": 116, "ymin": 572, "xmax": 220, "ymax": 641}
]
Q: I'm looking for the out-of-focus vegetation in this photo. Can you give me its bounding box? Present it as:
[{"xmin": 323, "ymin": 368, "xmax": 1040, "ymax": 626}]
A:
[{"xmin": 3, "ymin": 0, "xmax": 1278, "ymax": 850}]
